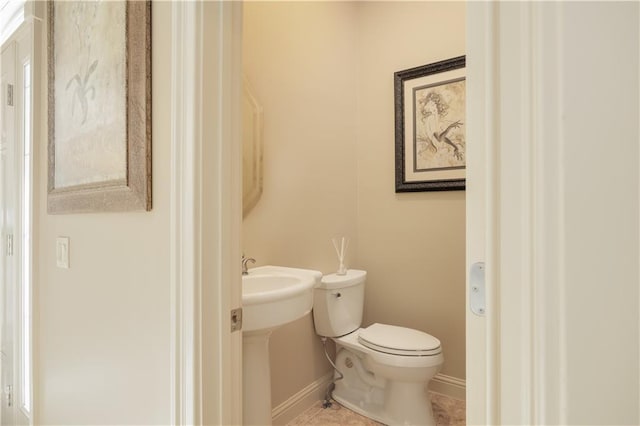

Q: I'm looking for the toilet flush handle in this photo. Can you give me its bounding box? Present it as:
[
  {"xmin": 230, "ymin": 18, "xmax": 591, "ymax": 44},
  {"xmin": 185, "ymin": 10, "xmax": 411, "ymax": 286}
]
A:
[{"xmin": 331, "ymin": 292, "xmax": 341, "ymax": 298}]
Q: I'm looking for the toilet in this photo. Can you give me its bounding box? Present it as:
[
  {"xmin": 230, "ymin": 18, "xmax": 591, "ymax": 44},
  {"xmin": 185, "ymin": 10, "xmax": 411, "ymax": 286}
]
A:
[{"xmin": 313, "ymin": 269, "xmax": 443, "ymax": 426}]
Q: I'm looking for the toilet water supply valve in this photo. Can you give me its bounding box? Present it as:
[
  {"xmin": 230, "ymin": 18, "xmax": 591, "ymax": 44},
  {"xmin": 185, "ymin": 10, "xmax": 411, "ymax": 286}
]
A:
[
  {"xmin": 321, "ymin": 336, "xmax": 344, "ymax": 408},
  {"xmin": 332, "ymin": 236, "xmax": 349, "ymax": 275}
]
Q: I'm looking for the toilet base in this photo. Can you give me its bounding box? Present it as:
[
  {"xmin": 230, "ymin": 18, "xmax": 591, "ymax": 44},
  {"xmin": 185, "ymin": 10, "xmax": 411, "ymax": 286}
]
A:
[
  {"xmin": 333, "ymin": 384, "xmax": 435, "ymax": 426},
  {"xmin": 332, "ymin": 349, "xmax": 436, "ymax": 426},
  {"xmin": 333, "ymin": 393, "xmax": 388, "ymax": 425}
]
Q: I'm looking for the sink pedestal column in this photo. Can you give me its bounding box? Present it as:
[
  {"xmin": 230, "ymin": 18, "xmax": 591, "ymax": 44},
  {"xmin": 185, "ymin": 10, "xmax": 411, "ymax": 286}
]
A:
[
  {"xmin": 241, "ymin": 266, "xmax": 322, "ymax": 424},
  {"xmin": 243, "ymin": 329, "xmax": 274, "ymax": 425}
]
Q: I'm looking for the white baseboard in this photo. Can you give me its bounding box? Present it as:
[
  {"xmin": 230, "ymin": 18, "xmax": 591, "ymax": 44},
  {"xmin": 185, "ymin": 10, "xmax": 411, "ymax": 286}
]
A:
[
  {"xmin": 271, "ymin": 373, "xmax": 333, "ymax": 426},
  {"xmin": 428, "ymin": 373, "xmax": 466, "ymax": 401}
]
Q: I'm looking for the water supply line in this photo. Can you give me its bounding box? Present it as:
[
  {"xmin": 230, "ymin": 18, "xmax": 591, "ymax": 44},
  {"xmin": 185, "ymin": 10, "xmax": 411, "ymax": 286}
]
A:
[{"xmin": 320, "ymin": 336, "xmax": 344, "ymax": 408}]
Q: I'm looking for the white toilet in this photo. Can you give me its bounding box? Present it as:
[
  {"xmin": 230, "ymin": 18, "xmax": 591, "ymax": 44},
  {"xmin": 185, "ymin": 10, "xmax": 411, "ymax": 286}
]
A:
[{"xmin": 313, "ymin": 269, "xmax": 444, "ymax": 426}]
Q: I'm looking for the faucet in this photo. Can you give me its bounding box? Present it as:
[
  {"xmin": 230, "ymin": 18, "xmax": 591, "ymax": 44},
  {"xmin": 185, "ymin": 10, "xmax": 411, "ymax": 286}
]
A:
[{"xmin": 242, "ymin": 255, "xmax": 256, "ymax": 275}]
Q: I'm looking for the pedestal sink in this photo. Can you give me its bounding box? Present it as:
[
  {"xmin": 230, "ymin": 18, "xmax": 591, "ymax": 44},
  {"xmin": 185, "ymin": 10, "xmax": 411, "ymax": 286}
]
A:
[{"xmin": 242, "ymin": 265, "xmax": 322, "ymax": 425}]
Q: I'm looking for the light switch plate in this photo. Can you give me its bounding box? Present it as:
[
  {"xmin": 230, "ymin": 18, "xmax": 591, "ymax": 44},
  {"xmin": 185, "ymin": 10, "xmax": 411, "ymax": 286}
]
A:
[{"xmin": 56, "ymin": 237, "xmax": 69, "ymax": 269}]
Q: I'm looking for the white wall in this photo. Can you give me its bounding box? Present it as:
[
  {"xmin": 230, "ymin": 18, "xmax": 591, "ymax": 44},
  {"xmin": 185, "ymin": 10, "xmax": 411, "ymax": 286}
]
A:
[
  {"xmin": 35, "ymin": 3, "xmax": 171, "ymax": 424},
  {"xmin": 561, "ymin": 3, "xmax": 638, "ymax": 423}
]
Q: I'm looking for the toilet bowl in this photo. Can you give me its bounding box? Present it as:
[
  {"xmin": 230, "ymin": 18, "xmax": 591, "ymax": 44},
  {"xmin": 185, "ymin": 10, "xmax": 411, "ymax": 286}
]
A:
[
  {"xmin": 313, "ymin": 270, "xmax": 444, "ymax": 425},
  {"xmin": 333, "ymin": 323, "xmax": 443, "ymax": 425}
]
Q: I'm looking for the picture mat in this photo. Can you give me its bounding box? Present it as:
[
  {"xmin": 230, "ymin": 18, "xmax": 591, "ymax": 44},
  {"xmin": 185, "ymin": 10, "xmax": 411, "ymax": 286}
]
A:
[
  {"xmin": 53, "ymin": 2, "xmax": 127, "ymax": 189},
  {"xmin": 403, "ymin": 67, "xmax": 465, "ymax": 183}
]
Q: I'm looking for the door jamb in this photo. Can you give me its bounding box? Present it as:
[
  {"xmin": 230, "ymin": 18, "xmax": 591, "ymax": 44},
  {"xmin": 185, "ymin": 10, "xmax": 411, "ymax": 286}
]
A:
[{"xmin": 169, "ymin": 1, "xmax": 243, "ymax": 425}]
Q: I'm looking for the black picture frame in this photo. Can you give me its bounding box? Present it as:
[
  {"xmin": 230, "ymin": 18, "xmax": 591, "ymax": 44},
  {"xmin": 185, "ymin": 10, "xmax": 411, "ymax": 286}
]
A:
[{"xmin": 394, "ymin": 56, "xmax": 466, "ymax": 192}]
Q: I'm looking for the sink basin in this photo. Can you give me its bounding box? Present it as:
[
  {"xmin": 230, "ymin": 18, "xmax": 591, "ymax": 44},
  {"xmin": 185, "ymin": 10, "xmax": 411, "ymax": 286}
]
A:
[
  {"xmin": 241, "ymin": 265, "xmax": 322, "ymax": 425},
  {"xmin": 242, "ymin": 265, "xmax": 322, "ymax": 332}
]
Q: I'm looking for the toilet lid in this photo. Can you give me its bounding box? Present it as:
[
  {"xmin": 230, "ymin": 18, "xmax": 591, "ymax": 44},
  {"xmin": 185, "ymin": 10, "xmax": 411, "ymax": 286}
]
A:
[{"xmin": 358, "ymin": 323, "xmax": 442, "ymax": 356}]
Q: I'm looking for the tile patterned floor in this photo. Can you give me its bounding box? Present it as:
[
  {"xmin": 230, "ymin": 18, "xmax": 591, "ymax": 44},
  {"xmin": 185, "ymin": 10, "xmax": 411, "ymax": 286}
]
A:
[
  {"xmin": 287, "ymin": 392, "xmax": 465, "ymax": 425},
  {"xmin": 431, "ymin": 393, "xmax": 466, "ymax": 426}
]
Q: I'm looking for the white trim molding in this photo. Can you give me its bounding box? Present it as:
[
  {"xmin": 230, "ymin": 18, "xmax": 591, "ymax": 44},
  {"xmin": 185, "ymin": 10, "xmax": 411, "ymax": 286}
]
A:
[
  {"xmin": 477, "ymin": 2, "xmax": 569, "ymax": 424},
  {"xmin": 0, "ymin": 0, "xmax": 25, "ymax": 45},
  {"xmin": 271, "ymin": 373, "xmax": 333, "ymax": 426},
  {"xmin": 170, "ymin": 1, "xmax": 243, "ymax": 425},
  {"xmin": 429, "ymin": 374, "xmax": 466, "ymax": 402},
  {"xmin": 468, "ymin": 2, "xmax": 566, "ymax": 425},
  {"xmin": 465, "ymin": 2, "xmax": 494, "ymax": 424},
  {"xmin": 489, "ymin": 3, "xmax": 569, "ymax": 424},
  {"xmin": 170, "ymin": 1, "xmax": 203, "ymax": 423}
]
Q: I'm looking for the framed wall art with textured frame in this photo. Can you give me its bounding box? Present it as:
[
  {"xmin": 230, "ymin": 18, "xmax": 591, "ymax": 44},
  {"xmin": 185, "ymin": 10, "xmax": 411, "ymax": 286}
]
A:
[
  {"xmin": 47, "ymin": 0, "xmax": 151, "ymax": 213},
  {"xmin": 394, "ymin": 56, "xmax": 465, "ymax": 192}
]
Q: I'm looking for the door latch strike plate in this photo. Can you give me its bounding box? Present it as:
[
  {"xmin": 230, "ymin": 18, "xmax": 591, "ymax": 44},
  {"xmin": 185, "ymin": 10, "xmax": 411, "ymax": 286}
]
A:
[
  {"xmin": 470, "ymin": 262, "xmax": 486, "ymax": 316},
  {"xmin": 230, "ymin": 307, "xmax": 242, "ymax": 332},
  {"xmin": 6, "ymin": 234, "xmax": 13, "ymax": 257}
]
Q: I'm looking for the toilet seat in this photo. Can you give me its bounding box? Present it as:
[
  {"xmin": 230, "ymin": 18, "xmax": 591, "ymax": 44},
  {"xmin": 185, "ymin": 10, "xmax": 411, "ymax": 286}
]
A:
[{"xmin": 358, "ymin": 323, "xmax": 442, "ymax": 356}]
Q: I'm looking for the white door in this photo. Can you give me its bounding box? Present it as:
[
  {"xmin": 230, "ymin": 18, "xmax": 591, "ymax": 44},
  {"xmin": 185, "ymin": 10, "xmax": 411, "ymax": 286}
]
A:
[
  {"xmin": 0, "ymin": 25, "xmax": 32, "ymax": 426},
  {"xmin": 1, "ymin": 40, "xmax": 17, "ymax": 426}
]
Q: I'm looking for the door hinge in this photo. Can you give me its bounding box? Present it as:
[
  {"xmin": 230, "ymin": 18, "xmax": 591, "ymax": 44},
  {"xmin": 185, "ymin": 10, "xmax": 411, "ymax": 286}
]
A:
[
  {"xmin": 4, "ymin": 385, "xmax": 12, "ymax": 407},
  {"xmin": 6, "ymin": 84, "xmax": 13, "ymax": 107},
  {"xmin": 6, "ymin": 234, "xmax": 13, "ymax": 257},
  {"xmin": 230, "ymin": 307, "xmax": 242, "ymax": 332}
]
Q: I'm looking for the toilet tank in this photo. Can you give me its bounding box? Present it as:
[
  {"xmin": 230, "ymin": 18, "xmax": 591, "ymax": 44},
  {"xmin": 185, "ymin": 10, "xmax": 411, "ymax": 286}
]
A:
[{"xmin": 313, "ymin": 270, "xmax": 366, "ymax": 337}]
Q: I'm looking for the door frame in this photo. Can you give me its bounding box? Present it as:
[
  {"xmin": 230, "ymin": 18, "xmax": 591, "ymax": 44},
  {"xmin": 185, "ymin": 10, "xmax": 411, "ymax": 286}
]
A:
[
  {"xmin": 169, "ymin": 1, "xmax": 243, "ymax": 425},
  {"xmin": 170, "ymin": 3, "xmax": 639, "ymax": 425},
  {"xmin": 467, "ymin": 2, "xmax": 543, "ymax": 424},
  {"xmin": 465, "ymin": 2, "xmax": 490, "ymax": 423},
  {"xmin": 467, "ymin": 2, "xmax": 581, "ymax": 424},
  {"xmin": 0, "ymin": 17, "xmax": 35, "ymax": 426}
]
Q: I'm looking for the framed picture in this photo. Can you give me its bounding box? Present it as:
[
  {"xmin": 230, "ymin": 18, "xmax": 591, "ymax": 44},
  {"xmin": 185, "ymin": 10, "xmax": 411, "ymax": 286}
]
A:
[
  {"xmin": 394, "ymin": 56, "xmax": 465, "ymax": 192},
  {"xmin": 48, "ymin": 1, "xmax": 151, "ymax": 213}
]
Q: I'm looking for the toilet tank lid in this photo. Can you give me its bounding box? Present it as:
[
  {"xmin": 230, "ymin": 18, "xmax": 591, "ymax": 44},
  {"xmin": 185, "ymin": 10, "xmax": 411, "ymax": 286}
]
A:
[
  {"xmin": 359, "ymin": 323, "xmax": 441, "ymax": 353},
  {"xmin": 318, "ymin": 269, "xmax": 367, "ymax": 289}
]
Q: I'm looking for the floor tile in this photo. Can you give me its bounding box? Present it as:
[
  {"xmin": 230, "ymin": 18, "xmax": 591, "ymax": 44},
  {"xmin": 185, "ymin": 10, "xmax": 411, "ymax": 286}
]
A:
[{"xmin": 287, "ymin": 392, "xmax": 465, "ymax": 425}]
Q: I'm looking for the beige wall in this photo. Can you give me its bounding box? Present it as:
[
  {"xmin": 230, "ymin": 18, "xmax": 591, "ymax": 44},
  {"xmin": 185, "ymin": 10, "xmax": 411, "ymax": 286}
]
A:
[
  {"xmin": 356, "ymin": 1, "xmax": 466, "ymax": 380},
  {"xmin": 35, "ymin": 3, "xmax": 171, "ymax": 424},
  {"xmin": 242, "ymin": 1, "xmax": 359, "ymax": 407},
  {"xmin": 243, "ymin": 0, "xmax": 466, "ymax": 408},
  {"xmin": 242, "ymin": 1, "xmax": 359, "ymax": 273}
]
